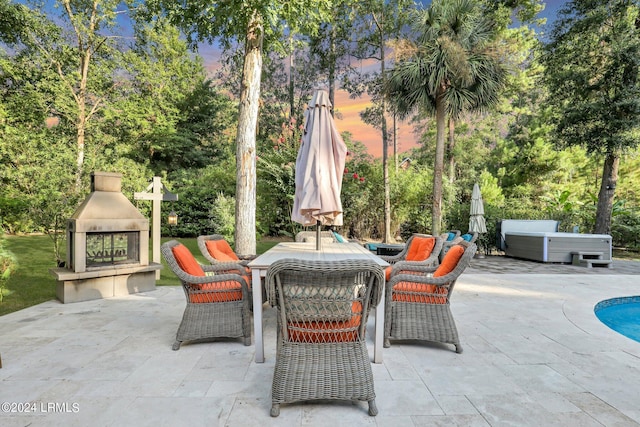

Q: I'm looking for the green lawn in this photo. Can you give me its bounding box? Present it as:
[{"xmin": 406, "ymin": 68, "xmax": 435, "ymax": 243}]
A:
[{"xmin": 1, "ymin": 235, "xmax": 278, "ymax": 317}]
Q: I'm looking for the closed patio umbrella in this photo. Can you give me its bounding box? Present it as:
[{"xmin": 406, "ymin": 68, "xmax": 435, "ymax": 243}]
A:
[
  {"xmin": 291, "ymin": 89, "xmax": 347, "ymax": 249},
  {"xmin": 469, "ymin": 183, "xmax": 487, "ymax": 234}
]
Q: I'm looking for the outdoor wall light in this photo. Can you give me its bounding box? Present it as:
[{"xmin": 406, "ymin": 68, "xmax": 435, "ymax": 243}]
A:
[{"xmin": 167, "ymin": 210, "xmax": 178, "ymax": 226}]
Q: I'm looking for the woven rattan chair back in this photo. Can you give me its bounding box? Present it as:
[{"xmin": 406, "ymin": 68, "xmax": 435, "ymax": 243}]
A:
[
  {"xmin": 379, "ymin": 233, "xmax": 443, "ymax": 266},
  {"xmin": 266, "ymin": 258, "xmax": 384, "ymax": 417},
  {"xmin": 197, "ymin": 234, "xmax": 256, "ymax": 266}
]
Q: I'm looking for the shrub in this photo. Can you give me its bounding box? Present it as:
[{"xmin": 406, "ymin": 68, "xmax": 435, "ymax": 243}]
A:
[
  {"xmin": 612, "ymin": 212, "xmax": 640, "ymax": 251},
  {"xmin": 0, "ymin": 236, "xmax": 18, "ymax": 303},
  {"xmin": 209, "ymin": 193, "xmax": 237, "ymax": 244}
]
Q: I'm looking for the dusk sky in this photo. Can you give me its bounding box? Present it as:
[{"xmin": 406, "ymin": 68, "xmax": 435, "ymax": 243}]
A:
[
  {"xmin": 165, "ymin": 1, "xmax": 572, "ymax": 158},
  {"xmin": 324, "ymin": 0, "xmax": 569, "ymax": 158},
  {"xmin": 25, "ymin": 0, "xmax": 570, "ymax": 158}
]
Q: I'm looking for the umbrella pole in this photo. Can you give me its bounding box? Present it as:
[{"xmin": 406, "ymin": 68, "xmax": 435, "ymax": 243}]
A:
[{"xmin": 316, "ymin": 220, "xmax": 321, "ymax": 250}]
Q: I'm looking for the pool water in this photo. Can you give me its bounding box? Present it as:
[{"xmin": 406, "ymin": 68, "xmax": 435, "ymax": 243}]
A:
[{"xmin": 595, "ymin": 297, "xmax": 640, "ymax": 343}]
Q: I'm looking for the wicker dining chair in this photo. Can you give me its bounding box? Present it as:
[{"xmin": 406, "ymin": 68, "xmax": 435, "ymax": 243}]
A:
[
  {"xmin": 197, "ymin": 234, "xmax": 256, "ymax": 267},
  {"xmin": 438, "ymin": 230, "xmax": 463, "ymax": 262},
  {"xmin": 440, "ymin": 231, "xmax": 478, "ymax": 261},
  {"xmin": 161, "ymin": 240, "xmax": 252, "ymax": 350},
  {"xmin": 441, "ymin": 229, "xmax": 462, "ymax": 242},
  {"xmin": 380, "ymin": 233, "xmax": 443, "ymax": 281},
  {"xmin": 384, "ymin": 240, "xmax": 476, "ymax": 353},
  {"xmin": 460, "ymin": 231, "xmax": 478, "ymax": 244},
  {"xmin": 266, "ymin": 258, "xmax": 384, "ymax": 417}
]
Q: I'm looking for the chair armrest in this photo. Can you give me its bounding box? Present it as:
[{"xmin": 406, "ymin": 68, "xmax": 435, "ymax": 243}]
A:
[
  {"xmin": 174, "ymin": 268, "xmax": 248, "ymax": 288},
  {"xmin": 390, "ymin": 261, "xmax": 439, "ymax": 275},
  {"xmin": 387, "ymin": 273, "xmax": 454, "ymax": 288},
  {"xmin": 369, "ymin": 268, "xmax": 385, "ymax": 308},
  {"xmin": 202, "ymin": 262, "xmax": 247, "ymax": 275}
]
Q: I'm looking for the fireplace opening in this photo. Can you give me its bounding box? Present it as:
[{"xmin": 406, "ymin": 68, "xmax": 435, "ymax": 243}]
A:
[{"xmin": 86, "ymin": 231, "xmax": 140, "ymax": 268}]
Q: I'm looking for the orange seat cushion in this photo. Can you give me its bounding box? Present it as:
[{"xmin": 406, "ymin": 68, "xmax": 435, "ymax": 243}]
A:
[
  {"xmin": 189, "ymin": 280, "xmax": 244, "ymax": 303},
  {"xmin": 391, "ymin": 281, "xmax": 448, "ymax": 304},
  {"xmin": 406, "ymin": 236, "xmax": 436, "ymax": 261},
  {"xmin": 205, "ymin": 239, "xmax": 240, "ymax": 262},
  {"xmin": 287, "ymin": 302, "xmax": 363, "ymax": 343},
  {"xmin": 172, "ymin": 244, "xmax": 205, "ymax": 276},
  {"xmin": 434, "ymin": 245, "xmax": 465, "ymax": 277}
]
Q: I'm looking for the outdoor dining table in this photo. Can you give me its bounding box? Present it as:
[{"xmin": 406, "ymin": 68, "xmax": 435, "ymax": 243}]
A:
[{"xmin": 248, "ymin": 241, "xmax": 389, "ymax": 364}]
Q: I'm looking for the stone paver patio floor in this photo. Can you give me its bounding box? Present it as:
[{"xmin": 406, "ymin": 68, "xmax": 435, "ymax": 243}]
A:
[{"xmin": 1, "ymin": 255, "xmax": 640, "ymax": 426}]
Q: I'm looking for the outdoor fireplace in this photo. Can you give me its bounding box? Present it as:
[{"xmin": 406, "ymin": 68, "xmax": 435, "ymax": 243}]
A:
[
  {"xmin": 50, "ymin": 172, "xmax": 161, "ymax": 303},
  {"xmin": 85, "ymin": 231, "xmax": 139, "ymax": 267}
]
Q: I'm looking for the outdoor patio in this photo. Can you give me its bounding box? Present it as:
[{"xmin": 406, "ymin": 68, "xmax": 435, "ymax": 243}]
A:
[{"xmin": 1, "ymin": 256, "xmax": 640, "ymax": 426}]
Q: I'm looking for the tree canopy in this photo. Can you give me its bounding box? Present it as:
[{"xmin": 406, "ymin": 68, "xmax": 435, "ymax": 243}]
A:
[
  {"xmin": 1, "ymin": 0, "xmax": 640, "ymax": 262},
  {"xmin": 543, "ymin": 0, "xmax": 640, "ymax": 233},
  {"xmin": 386, "ymin": 0, "xmax": 508, "ymax": 234}
]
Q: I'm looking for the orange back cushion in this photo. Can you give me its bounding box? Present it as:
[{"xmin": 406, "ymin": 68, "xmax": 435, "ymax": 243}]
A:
[
  {"xmin": 406, "ymin": 236, "xmax": 436, "ymax": 261},
  {"xmin": 172, "ymin": 244, "xmax": 205, "ymax": 276},
  {"xmin": 205, "ymin": 240, "xmax": 239, "ymax": 262},
  {"xmin": 434, "ymin": 245, "xmax": 465, "ymax": 277}
]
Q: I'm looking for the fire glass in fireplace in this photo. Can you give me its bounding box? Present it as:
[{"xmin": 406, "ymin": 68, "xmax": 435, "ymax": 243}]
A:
[{"xmin": 86, "ymin": 232, "xmax": 139, "ymax": 267}]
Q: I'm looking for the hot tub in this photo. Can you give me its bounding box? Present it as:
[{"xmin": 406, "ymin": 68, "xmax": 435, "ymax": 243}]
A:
[{"xmin": 504, "ymin": 231, "xmax": 612, "ymax": 263}]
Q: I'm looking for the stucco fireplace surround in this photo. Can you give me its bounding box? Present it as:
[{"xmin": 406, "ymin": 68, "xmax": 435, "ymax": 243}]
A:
[{"xmin": 50, "ymin": 172, "xmax": 161, "ymax": 303}]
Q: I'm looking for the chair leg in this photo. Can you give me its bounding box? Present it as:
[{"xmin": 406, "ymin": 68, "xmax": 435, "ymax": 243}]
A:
[
  {"xmin": 172, "ymin": 340, "xmax": 182, "ymax": 351},
  {"xmin": 455, "ymin": 343, "xmax": 463, "ymax": 354},
  {"xmin": 368, "ymin": 399, "xmax": 378, "ymax": 416},
  {"xmin": 270, "ymin": 404, "xmax": 280, "ymax": 417},
  {"xmin": 243, "ymin": 337, "xmax": 251, "ymax": 346},
  {"xmin": 383, "ymin": 339, "xmax": 391, "ymax": 348}
]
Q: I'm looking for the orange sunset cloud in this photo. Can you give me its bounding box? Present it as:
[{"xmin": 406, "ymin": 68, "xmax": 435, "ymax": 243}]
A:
[
  {"xmin": 200, "ymin": 44, "xmax": 420, "ymax": 158},
  {"xmin": 332, "ymin": 90, "xmax": 420, "ymax": 158}
]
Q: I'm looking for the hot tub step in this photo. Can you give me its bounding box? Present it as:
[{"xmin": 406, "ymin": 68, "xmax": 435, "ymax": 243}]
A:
[
  {"xmin": 578, "ymin": 259, "xmax": 612, "ymax": 268},
  {"xmin": 572, "ymin": 251, "xmax": 611, "ymax": 268}
]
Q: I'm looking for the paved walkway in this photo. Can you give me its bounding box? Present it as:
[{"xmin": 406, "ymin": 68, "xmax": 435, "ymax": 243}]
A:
[
  {"xmin": 1, "ymin": 256, "xmax": 640, "ymax": 426},
  {"xmin": 467, "ymin": 254, "xmax": 640, "ymax": 275}
]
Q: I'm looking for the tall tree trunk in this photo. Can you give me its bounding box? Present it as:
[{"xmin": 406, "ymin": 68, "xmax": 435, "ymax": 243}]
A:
[
  {"xmin": 234, "ymin": 12, "xmax": 263, "ymax": 256},
  {"xmin": 379, "ymin": 16, "xmax": 392, "ymax": 243},
  {"xmin": 393, "ymin": 113, "xmax": 398, "ymax": 171},
  {"xmin": 448, "ymin": 116, "xmax": 455, "ymax": 184},
  {"xmin": 288, "ymin": 34, "xmax": 295, "ymax": 118},
  {"xmin": 328, "ymin": 23, "xmax": 336, "ymax": 115},
  {"xmin": 75, "ymin": 106, "xmax": 86, "ymax": 191},
  {"xmin": 432, "ymin": 85, "xmax": 446, "ymax": 235},
  {"xmin": 594, "ymin": 152, "xmax": 619, "ymax": 234},
  {"xmin": 63, "ymin": 0, "xmax": 95, "ymax": 192},
  {"xmin": 75, "ymin": 47, "xmax": 90, "ymax": 192}
]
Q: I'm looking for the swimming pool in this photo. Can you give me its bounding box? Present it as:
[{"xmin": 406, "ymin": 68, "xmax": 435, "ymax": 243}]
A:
[{"xmin": 594, "ymin": 296, "xmax": 640, "ymax": 343}]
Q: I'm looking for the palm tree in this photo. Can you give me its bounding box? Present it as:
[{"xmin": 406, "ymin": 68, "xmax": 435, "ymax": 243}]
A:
[{"xmin": 386, "ymin": 0, "xmax": 507, "ymax": 234}]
